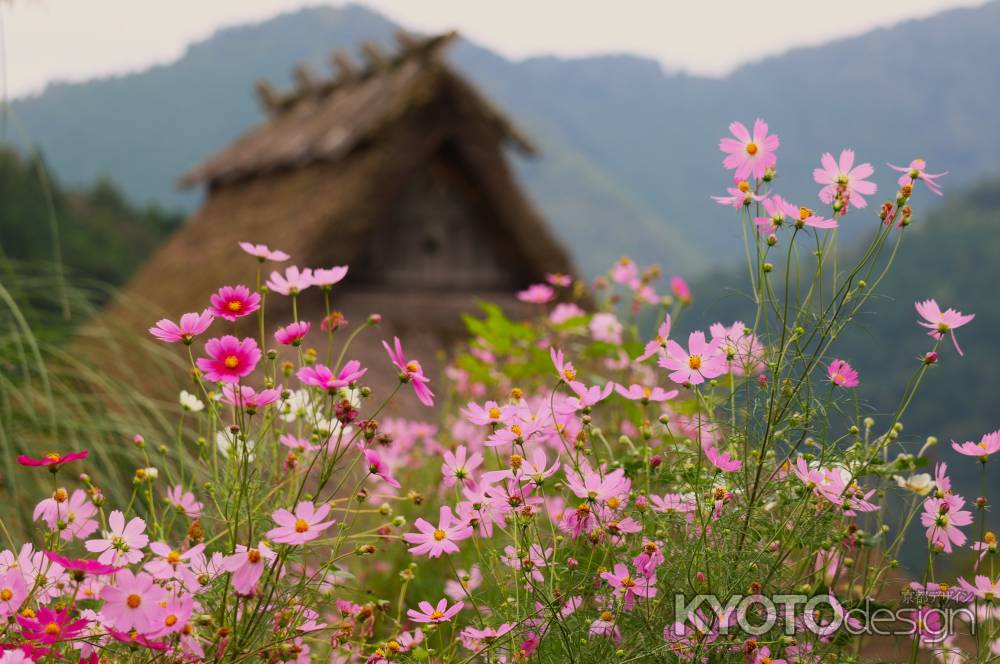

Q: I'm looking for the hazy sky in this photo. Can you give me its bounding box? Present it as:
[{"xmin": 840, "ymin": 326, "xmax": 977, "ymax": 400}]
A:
[{"xmin": 1, "ymin": 0, "xmax": 990, "ymax": 98}]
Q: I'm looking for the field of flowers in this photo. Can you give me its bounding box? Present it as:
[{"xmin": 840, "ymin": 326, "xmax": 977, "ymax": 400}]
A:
[{"xmin": 0, "ymin": 121, "xmax": 995, "ymax": 663}]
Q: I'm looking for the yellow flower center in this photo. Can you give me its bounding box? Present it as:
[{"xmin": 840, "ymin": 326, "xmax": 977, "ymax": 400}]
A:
[
  {"xmin": 127, "ymin": 594, "xmax": 142, "ymax": 608},
  {"xmin": 737, "ymin": 180, "xmax": 751, "ymax": 193},
  {"xmin": 799, "ymin": 207, "xmax": 813, "ymax": 220},
  {"xmin": 44, "ymin": 622, "xmax": 61, "ymax": 636},
  {"xmin": 0, "ymin": 588, "xmax": 12, "ymax": 601},
  {"xmin": 165, "ymin": 614, "xmax": 178, "ymax": 627},
  {"xmin": 433, "ymin": 529, "xmax": 447, "ymax": 541},
  {"xmin": 405, "ymin": 361, "xmax": 421, "ymax": 374},
  {"xmin": 224, "ymin": 355, "xmax": 239, "ymax": 369},
  {"xmin": 247, "ymin": 548, "xmax": 261, "ymax": 563},
  {"xmin": 488, "ymin": 407, "xmax": 501, "ymax": 419},
  {"xmin": 745, "ymin": 143, "xmax": 758, "ymax": 156},
  {"xmin": 46, "ymin": 453, "xmax": 61, "ymax": 462},
  {"xmin": 985, "ymin": 532, "xmax": 996, "ymax": 544},
  {"xmin": 21, "ymin": 608, "xmax": 35, "ymax": 619},
  {"xmin": 607, "ymin": 497, "xmax": 620, "ymax": 510},
  {"xmin": 563, "ymin": 368, "xmax": 576, "ymax": 382},
  {"xmin": 510, "ymin": 425, "xmax": 523, "ymax": 437},
  {"xmin": 388, "ymin": 640, "xmax": 402, "ymax": 652},
  {"xmin": 688, "ymin": 355, "xmax": 702, "ymax": 370},
  {"xmin": 294, "ymin": 519, "xmax": 310, "ymax": 533},
  {"xmin": 53, "ymin": 488, "xmax": 68, "ymax": 502},
  {"xmin": 510, "ymin": 454, "xmax": 523, "ymax": 469},
  {"xmin": 600, "ymin": 610, "xmax": 614, "ymax": 621},
  {"xmin": 167, "ymin": 551, "xmax": 181, "ymax": 565},
  {"xmin": 430, "ymin": 610, "xmax": 445, "ymax": 620},
  {"xmin": 227, "ymin": 300, "xmax": 242, "ymax": 312},
  {"xmin": 621, "ymin": 576, "xmax": 636, "ymax": 588}
]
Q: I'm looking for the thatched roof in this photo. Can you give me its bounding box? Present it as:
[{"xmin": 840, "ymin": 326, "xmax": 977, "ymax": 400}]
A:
[{"xmin": 180, "ymin": 31, "xmax": 534, "ymax": 188}]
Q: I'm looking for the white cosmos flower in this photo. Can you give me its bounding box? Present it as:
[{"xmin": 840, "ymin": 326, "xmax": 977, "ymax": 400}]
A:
[
  {"xmin": 216, "ymin": 430, "xmax": 256, "ymax": 461},
  {"xmin": 894, "ymin": 473, "xmax": 935, "ymax": 496},
  {"xmin": 179, "ymin": 390, "xmax": 205, "ymax": 412}
]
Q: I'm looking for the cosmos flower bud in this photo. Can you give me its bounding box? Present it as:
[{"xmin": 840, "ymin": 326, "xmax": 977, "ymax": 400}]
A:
[
  {"xmin": 367, "ymin": 313, "xmax": 382, "ymax": 326},
  {"xmin": 923, "ymin": 351, "xmax": 938, "ymax": 365},
  {"xmin": 767, "ymin": 234, "xmax": 777, "ymax": 246}
]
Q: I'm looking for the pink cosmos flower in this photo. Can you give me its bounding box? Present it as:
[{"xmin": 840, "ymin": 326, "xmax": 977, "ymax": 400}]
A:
[
  {"xmin": 404, "ymin": 506, "xmax": 473, "ymax": 558},
  {"xmin": 144, "ymin": 542, "xmax": 205, "ymax": 588},
  {"xmin": 220, "ymin": 542, "xmax": 276, "ymax": 596},
  {"xmin": 611, "ymin": 257, "xmax": 639, "ymax": 284},
  {"xmin": 546, "ymin": 273, "xmax": 572, "ymax": 287},
  {"xmin": 445, "ymin": 566, "xmax": 482, "ymax": 601},
  {"xmin": 17, "ymin": 450, "xmax": 88, "ymax": 469},
  {"xmin": 148, "ymin": 310, "xmax": 214, "ymax": 344},
  {"xmin": 239, "ymin": 241, "xmax": 289, "ymax": 262},
  {"xmin": 550, "ymin": 347, "xmax": 578, "ymax": 383},
  {"xmin": 712, "ymin": 179, "xmax": 763, "ymax": 208},
  {"xmin": 828, "ymin": 359, "xmax": 859, "ymax": 388},
  {"xmin": 85, "ymin": 510, "xmax": 149, "ymax": 565},
  {"xmin": 517, "ymin": 283, "xmax": 555, "ymax": 304},
  {"xmin": 705, "ymin": 447, "xmax": 742, "ymax": 472},
  {"xmin": 614, "ymin": 383, "xmax": 678, "ymax": 404},
  {"xmin": 43, "ymin": 551, "xmax": 120, "ymax": 576},
  {"xmin": 566, "ymin": 380, "xmax": 614, "ymax": 409},
  {"xmin": 482, "ymin": 448, "xmax": 560, "ymax": 485},
  {"xmin": 99, "ymin": 569, "xmax": 167, "ymax": 634},
  {"xmin": 364, "ymin": 448, "xmax": 401, "ymax": 489},
  {"xmin": 670, "ymin": 276, "xmax": 692, "ymax": 305},
  {"xmin": 754, "ymin": 196, "xmax": 837, "ymax": 233},
  {"xmin": 813, "ymin": 149, "xmax": 877, "ymax": 212},
  {"xmin": 710, "ymin": 321, "xmax": 766, "ymax": 376},
  {"xmin": 266, "ymin": 266, "xmax": 314, "ymax": 295},
  {"xmin": 196, "ymin": 335, "xmax": 261, "ymax": 383},
  {"xmin": 590, "ymin": 613, "xmax": 623, "ymax": 643},
  {"xmin": 441, "ymin": 446, "xmax": 483, "ymax": 488},
  {"xmin": 222, "ymin": 384, "xmax": 282, "ymax": 411},
  {"xmin": 720, "ymin": 119, "xmax": 779, "ymax": 180},
  {"xmin": 957, "ymin": 575, "xmax": 1000, "ymax": 601},
  {"xmin": 0, "ymin": 569, "xmax": 27, "ymax": 617},
  {"xmin": 952, "ymin": 429, "xmax": 1000, "ymax": 460},
  {"xmin": 275, "ymin": 321, "xmax": 311, "ymax": 346},
  {"xmin": 209, "ymin": 285, "xmax": 261, "ymax": 322},
  {"xmin": 500, "ymin": 544, "xmax": 550, "ymax": 583},
  {"xmin": 659, "ymin": 331, "xmax": 725, "ymax": 385},
  {"xmin": 312, "ymin": 266, "xmax": 349, "ymax": 288},
  {"xmin": 589, "ymin": 312, "xmax": 623, "ymax": 345},
  {"xmin": 460, "ymin": 400, "xmax": 506, "ymax": 426},
  {"xmin": 888, "ymin": 159, "xmax": 947, "ymax": 196},
  {"xmin": 566, "ymin": 463, "xmax": 630, "ymax": 504},
  {"xmin": 921, "ymin": 494, "xmax": 973, "ymax": 553},
  {"xmin": 297, "ymin": 360, "xmax": 367, "ymax": 391},
  {"xmin": 17, "ymin": 606, "xmax": 89, "ymax": 644},
  {"xmin": 149, "ymin": 594, "xmax": 196, "ymax": 638},
  {"xmin": 636, "ymin": 314, "xmax": 671, "ymax": 362},
  {"xmin": 601, "ymin": 563, "xmax": 656, "ymax": 611},
  {"xmin": 915, "ymin": 299, "xmax": 975, "ymax": 356},
  {"xmin": 165, "ymin": 485, "xmax": 203, "ymax": 519},
  {"xmin": 383, "ymin": 337, "xmax": 434, "ymax": 407},
  {"xmin": 266, "ymin": 501, "xmax": 335, "ymax": 545},
  {"xmin": 33, "ymin": 487, "xmax": 98, "ymax": 541},
  {"xmin": 550, "ymin": 302, "xmax": 586, "ymax": 325},
  {"xmin": 407, "ymin": 598, "xmax": 463, "ymax": 623},
  {"xmin": 633, "ymin": 540, "xmax": 665, "ymax": 577},
  {"xmin": 649, "ymin": 493, "xmax": 696, "ymax": 514}
]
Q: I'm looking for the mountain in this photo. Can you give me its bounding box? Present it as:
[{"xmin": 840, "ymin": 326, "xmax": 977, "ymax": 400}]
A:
[{"xmin": 7, "ymin": 2, "xmax": 1000, "ymax": 278}]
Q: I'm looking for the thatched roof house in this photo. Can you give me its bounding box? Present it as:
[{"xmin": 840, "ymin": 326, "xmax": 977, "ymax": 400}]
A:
[{"xmin": 100, "ymin": 31, "xmax": 579, "ymax": 410}]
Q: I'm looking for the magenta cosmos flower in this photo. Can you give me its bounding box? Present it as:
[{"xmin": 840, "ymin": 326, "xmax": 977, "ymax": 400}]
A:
[
  {"xmin": 659, "ymin": 331, "xmax": 725, "ymax": 386},
  {"xmin": 888, "ymin": 159, "xmax": 947, "ymax": 196},
  {"xmin": 209, "ymin": 285, "xmax": 261, "ymax": 322},
  {"xmin": 312, "ymin": 266, "xmax": 348, "ymax": 288},
  {"xmin": 266, "ymin": 501, "xmax": 335, "ymax": 545},
  {"xmin": 17, "ymin": 606, "xmax": 89, "ymax": 644},
  {"xmin": 671, "ymin": 276, "xmax": 692, "ymax": 305},
  {"xmin": 813, "ymin": 149, "xmax": 877, "ymax": 212},
  {"xmin": 404, "ymin": 506, "xmax": 473, "ymax": 558},
  {"xmin": 915, "ymin": 299, "xmax": 975, "ymax": 356},
  {"xmin": 239, "ymin": 241, "xmax": 289, "ymax": 262},
  {"xmin": 407, "ymin": 598, "xmax": 463, "ymax": 623},
  {"xmin": 719, "ymin": 119, "xmax": 779, "ymax": 181},
  {"xmin": 754, "ymin": 196, "xmax": 837, "ymax": 233},
  {"xmin": 275, "ymin": 321, "xmax": 311, "ymax": 346},
  {"xmin": 17, "ymin": 449, "xmax": 88, "ymax": 470},
  {"xmin": 100, "ymin": 569, "xmax": 167, "ymax": 634},
  {"xmin": 827, "ymin": 359, "xmax": 859, "ymax": 388},
  {"xmin": 363, "ymin": 447, "xmax": 401, "ymax": 489},
  {"xmin": 266, "ymin": 265, "xmax": 314, "ymax": 295},
  {"xmin": 517, "ymin": 283, "xmax": 555, "ymax": 304},
  {"xmin": 705, "ymin": 447, "xmax": 742, "ymax": 472},
  {"xmin": 196, "ymin": 335, "xmax": 261, "ymax": 383},
  {"xmin": 297, "ymin": 360, "xmax": 367, "ymax": 391},
  {"xmin": 148, "ymin": 310, "xmax": 214, "ymax": 344},
  {"xmin": 383, "ymin": 337, "xmax": 434, "ymax": 406},
  {"xmin": 952, "ymin": 429, "xmax": 1000, "ymax": 460}
]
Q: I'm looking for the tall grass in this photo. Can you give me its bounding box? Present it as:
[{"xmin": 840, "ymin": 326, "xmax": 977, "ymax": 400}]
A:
[{"xmin": 0, "ymin": 260, "xmax": 192, "ymax": 539}]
